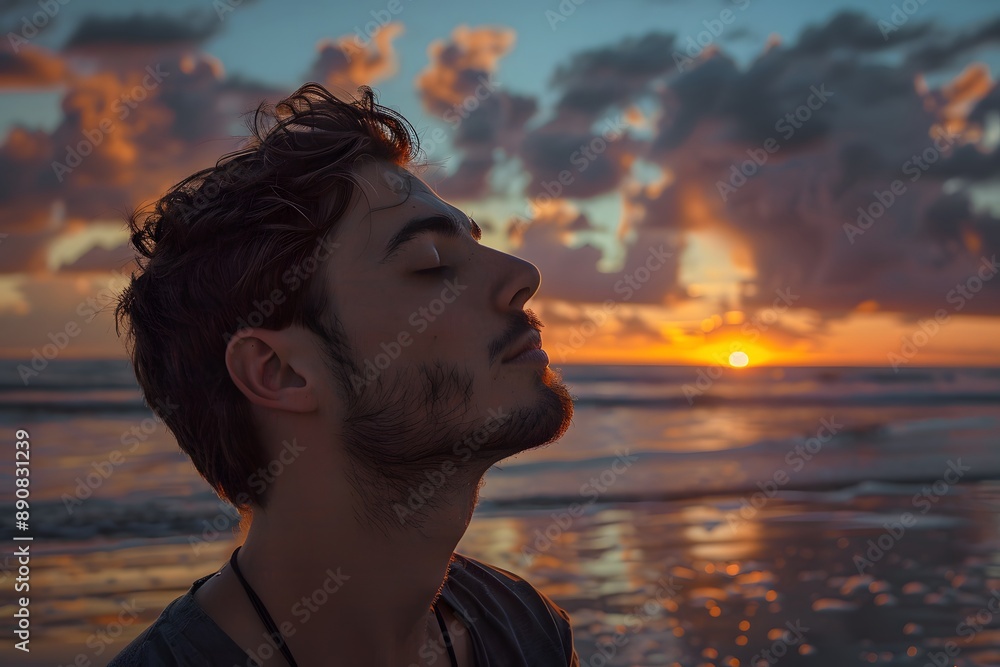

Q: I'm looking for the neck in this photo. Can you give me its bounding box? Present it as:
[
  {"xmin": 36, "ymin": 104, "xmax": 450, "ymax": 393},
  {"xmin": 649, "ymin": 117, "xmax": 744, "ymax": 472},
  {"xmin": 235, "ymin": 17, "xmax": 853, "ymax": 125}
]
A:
[{"xmin": 232, "ymin": 461, "xmax": 486, "ymax": 666}]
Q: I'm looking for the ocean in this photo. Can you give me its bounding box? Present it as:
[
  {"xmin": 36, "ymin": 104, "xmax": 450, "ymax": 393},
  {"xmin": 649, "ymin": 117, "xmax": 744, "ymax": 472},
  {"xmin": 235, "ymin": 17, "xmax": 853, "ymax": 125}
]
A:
[{"xmin": 0, "ymin": 359, "xmax": 998, "ymax": 666}]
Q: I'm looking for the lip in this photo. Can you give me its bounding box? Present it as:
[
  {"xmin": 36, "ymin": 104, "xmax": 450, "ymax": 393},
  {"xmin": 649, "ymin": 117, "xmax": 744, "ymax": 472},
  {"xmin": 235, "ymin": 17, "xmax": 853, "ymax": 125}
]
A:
[
  {"xmin": 501, "ymin": 331, "xmax": 544, "ymax": 364},
  {"xmin": 504, "ymin": 347, "xmax": 549, "ymax": 365}
]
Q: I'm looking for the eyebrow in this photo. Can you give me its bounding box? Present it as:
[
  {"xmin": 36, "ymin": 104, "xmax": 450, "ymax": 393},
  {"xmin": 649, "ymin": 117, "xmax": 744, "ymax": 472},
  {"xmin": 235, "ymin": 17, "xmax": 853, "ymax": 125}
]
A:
[{"xmin": 379, "ymin": 213, "xmax": 483, "ymax": 263}]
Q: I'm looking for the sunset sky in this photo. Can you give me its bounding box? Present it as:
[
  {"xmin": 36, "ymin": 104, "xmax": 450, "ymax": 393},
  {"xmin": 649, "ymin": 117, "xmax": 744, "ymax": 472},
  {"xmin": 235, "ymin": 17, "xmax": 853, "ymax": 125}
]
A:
[{"xmin": 2, "ymin": 0, "xmax": 999, "ymax": 366}]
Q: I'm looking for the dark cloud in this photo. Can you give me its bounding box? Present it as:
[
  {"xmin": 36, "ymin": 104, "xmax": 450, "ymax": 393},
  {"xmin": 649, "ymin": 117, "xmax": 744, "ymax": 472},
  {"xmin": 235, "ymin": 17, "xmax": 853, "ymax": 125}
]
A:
[
  {"xmin": 0, "ymin": 14, "xmax": 410, "ymax": 279},
  {"xmin": 794, "ymin": 10, "xmax": 933, "ymax": 55},
  {"xmin": 431, "ymin": 154, "xmax": 495, "ymax": 200},
  {"xmin": 905, "ymin": 16, "xmax": 1000, "ymax": 70},
  {"xmin": 515, "ymin": 216, "xmax": 684, "ymax": 305},
  {"xmin": 652, "ymin": 54, "xmax": 739, "ymax": 152},
  {"xmin": 0, "ymin": 44, "xmax": 65, "ymax": 87},
  {"xmin": 63, "ymin": 11, "xmax": 223, "ymax": 51},
  {"xmin": 516, "ymin": 33, "xmax": 684, "ymax": 201},
  {"xmin": 618, "ymin": 12, "xmax": 1000, "ymax": 318},
  {"xmin": 550, "ymin": 32, "xmax": 677, "ymax": 119},
  {"xmin": 520, "ymin": 123, "xmax": 634, "ymax": 199},
  {"xmin": 0, "ymin": 125, "xmax": 56, "ymax": 210},
  {"xmin": 969, "ymin": 81, "xmax": 1000, "ymax": 124},
  {"xmin": 0, "ymin": 50, "xmax": 281, "ymax": 272},
  {"xmin": 0, "ymin": 223, "xmax": 58, "ymax": 273},
  {"xmin": 453, "ymin": 91, "xmax": 536, "ymax": 150},
  {"xmin": 2, "ymin": 6, "xmax": 1000, "ymax": 330}
]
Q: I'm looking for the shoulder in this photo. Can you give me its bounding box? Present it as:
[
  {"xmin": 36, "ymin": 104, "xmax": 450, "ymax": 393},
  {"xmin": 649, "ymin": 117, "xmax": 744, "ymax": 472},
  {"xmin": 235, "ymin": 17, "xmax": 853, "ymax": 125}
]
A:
[
  {"xmin": 446, "ymin": 553, "xmax": 578, "ymax": 665},
  {"xmin": 107, "ymin": 574, "xmax": 257, "ymax": 667},
  {"xmin": 105, "ymin": 594, "xmax": 189, "ymax": 667}
]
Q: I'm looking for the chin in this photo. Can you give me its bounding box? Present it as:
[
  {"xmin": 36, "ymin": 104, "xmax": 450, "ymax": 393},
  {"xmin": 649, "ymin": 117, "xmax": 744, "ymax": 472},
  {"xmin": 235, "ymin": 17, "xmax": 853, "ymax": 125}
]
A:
[
  {"xmin": 537, "ymin": 365, "xmax": 575, "ymax": 441},
  {"xmin": 493, "ymin": 365, "xmax": 574, "ymax": 460}
]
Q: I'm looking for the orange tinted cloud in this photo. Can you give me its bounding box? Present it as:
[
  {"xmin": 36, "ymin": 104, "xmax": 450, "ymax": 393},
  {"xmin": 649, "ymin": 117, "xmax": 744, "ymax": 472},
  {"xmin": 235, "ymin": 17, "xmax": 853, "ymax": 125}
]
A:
[
  {"xmin": 416, "ymin": 25, "xmax": 516, "ymax": 115},
  {"xmin": 0, "ymin": 45, "xmax": 65, "ymax": 88},
  {"xmin": 307, "ymin": 22, "xmax": 403, "ymax": 95}
]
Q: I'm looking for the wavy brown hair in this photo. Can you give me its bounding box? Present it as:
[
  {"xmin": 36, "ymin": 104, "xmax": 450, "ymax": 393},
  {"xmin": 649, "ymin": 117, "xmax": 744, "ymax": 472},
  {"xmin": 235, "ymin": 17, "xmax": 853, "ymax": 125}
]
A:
[{"xmin": 115, "ymin": 83, "xmax": 420, "ymax": 515}]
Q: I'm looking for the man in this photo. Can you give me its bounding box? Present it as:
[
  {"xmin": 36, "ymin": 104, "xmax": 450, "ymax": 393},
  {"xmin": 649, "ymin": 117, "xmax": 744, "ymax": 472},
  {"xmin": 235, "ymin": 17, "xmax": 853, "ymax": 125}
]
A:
[{"xmin": 108, "ymin": 82, "xmax": 578, "ymax": 666}]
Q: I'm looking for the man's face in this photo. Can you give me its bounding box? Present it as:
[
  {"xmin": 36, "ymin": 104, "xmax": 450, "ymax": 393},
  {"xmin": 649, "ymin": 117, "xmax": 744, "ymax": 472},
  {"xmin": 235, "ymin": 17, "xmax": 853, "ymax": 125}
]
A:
[{"xmin": 312, "ymin": 159, "xmax": 573, "ymax": 509}]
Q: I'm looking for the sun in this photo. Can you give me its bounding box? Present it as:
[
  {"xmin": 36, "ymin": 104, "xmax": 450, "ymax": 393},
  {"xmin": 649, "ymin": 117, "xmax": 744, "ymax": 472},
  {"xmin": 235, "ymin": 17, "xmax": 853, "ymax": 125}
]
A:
[{"xmin": 728, "ymin": 351, "xmax": 750, "ymax": 368}]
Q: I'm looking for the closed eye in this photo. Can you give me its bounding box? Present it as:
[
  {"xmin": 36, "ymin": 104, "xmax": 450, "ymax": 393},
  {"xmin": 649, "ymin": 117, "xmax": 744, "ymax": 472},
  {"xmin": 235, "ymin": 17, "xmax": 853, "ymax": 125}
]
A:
[{"xmin": 414, "ymin": 266, "xmax": 453, "ymax": 277}]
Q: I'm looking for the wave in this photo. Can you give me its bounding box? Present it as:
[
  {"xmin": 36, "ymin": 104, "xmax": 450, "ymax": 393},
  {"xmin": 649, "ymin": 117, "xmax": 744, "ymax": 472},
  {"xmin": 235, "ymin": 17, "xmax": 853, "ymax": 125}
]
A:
[
  {"xmin": 569, "ymin": 392, "xmax": 1000, "ymax": 408},
  {"xmin": 6, "ymin": 478, "xmax": 998, "ymax": 542}
]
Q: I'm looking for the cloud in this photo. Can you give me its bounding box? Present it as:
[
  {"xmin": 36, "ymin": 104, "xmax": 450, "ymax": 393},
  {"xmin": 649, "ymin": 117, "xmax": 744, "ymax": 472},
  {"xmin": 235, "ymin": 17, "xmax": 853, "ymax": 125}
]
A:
[
  {"xmin": 519, "ymin": 121, "xmax": 636, "ymax": 199},
  {"xmin": 3, "ymin": 6, "xmax": 1000, "ymax": 336},
  {"xmin": 306, "ymin": 22, "xmax": 403, "ymax": 95},
  {"xmin": 415, "ymin": 25, "xmax": 529, "ymax": 199},
  {"xmin": 0, "ymin": 44, "xmax": 65, "ymax": 88},
  {"xmin": 0, "ymin": 48, "xmax": 283, "ymax": 274},
  {"xmin": 517, "ymin": 32, "xmax": 679, "ymax": 201},
  {"xmin": 489, "ymin": 9, "xmax": 1000, "ymax": 318},
  {"xmin": 794, "ymin": 9, "xmax": 933, "ymax": 55},
  {"xmin": 57, "ymin": 240, "xmax": 135, "ymax": 273},
  {"xmin": 905, "ymin": 16, "xmax": 1000, "ymax": 71},
  {"xmin": 0, "ymin": 225, "xmax": 57, "ymax": 273},
  {"xmin": 62, "ymin": 11, "xmax": 224, "ymax": 51},
  {"xmin": 416, "ymin": 25, "xmax": 516, "ymax": 116},
  {"xmin": 509, "ymin": 201, "xmax": 683, "ymax": 305},
  {"xmin": 549, "ymin": 32, "xmax": 677, "ymax": 119},
  {"xmin": 627, "ymin": 12, "xmax": 1000, "ymax": 317}
]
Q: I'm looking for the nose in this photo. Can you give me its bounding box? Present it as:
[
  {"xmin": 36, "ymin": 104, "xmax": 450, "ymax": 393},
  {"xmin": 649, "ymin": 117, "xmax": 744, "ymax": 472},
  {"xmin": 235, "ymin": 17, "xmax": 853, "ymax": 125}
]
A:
[{"xmin": 493, "ymin": 250, "xmax": 541, "ymax": 312}]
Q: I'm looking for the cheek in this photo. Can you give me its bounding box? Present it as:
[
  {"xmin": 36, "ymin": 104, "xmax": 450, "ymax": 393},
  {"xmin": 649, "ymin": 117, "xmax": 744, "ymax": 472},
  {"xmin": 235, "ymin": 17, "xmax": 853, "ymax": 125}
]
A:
[{"xmin": 337, "ymin": 271, "xmax": 482, "ymax": 363}]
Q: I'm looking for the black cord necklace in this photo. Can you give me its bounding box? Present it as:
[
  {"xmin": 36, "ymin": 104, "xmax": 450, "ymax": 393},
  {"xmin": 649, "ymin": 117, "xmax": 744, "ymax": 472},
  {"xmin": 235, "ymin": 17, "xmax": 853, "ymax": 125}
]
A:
[{"xmin": 228, "ymin": 547, "xmax": 459, "ymax": 667}]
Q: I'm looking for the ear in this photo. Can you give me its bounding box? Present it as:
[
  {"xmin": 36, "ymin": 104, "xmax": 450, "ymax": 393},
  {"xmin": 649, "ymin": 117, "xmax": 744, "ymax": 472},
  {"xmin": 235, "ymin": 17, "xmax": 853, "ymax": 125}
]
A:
[{"xmin": 225, "ymin": 328, "xmax": 319, "ymax": 413}]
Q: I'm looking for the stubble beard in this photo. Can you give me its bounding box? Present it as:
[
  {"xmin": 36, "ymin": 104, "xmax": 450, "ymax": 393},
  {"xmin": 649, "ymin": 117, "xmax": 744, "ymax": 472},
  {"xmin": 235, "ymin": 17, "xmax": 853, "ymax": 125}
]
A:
[{"xmin": 331, "ymin": 354, "xmax": 575, "ymax": 533}]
